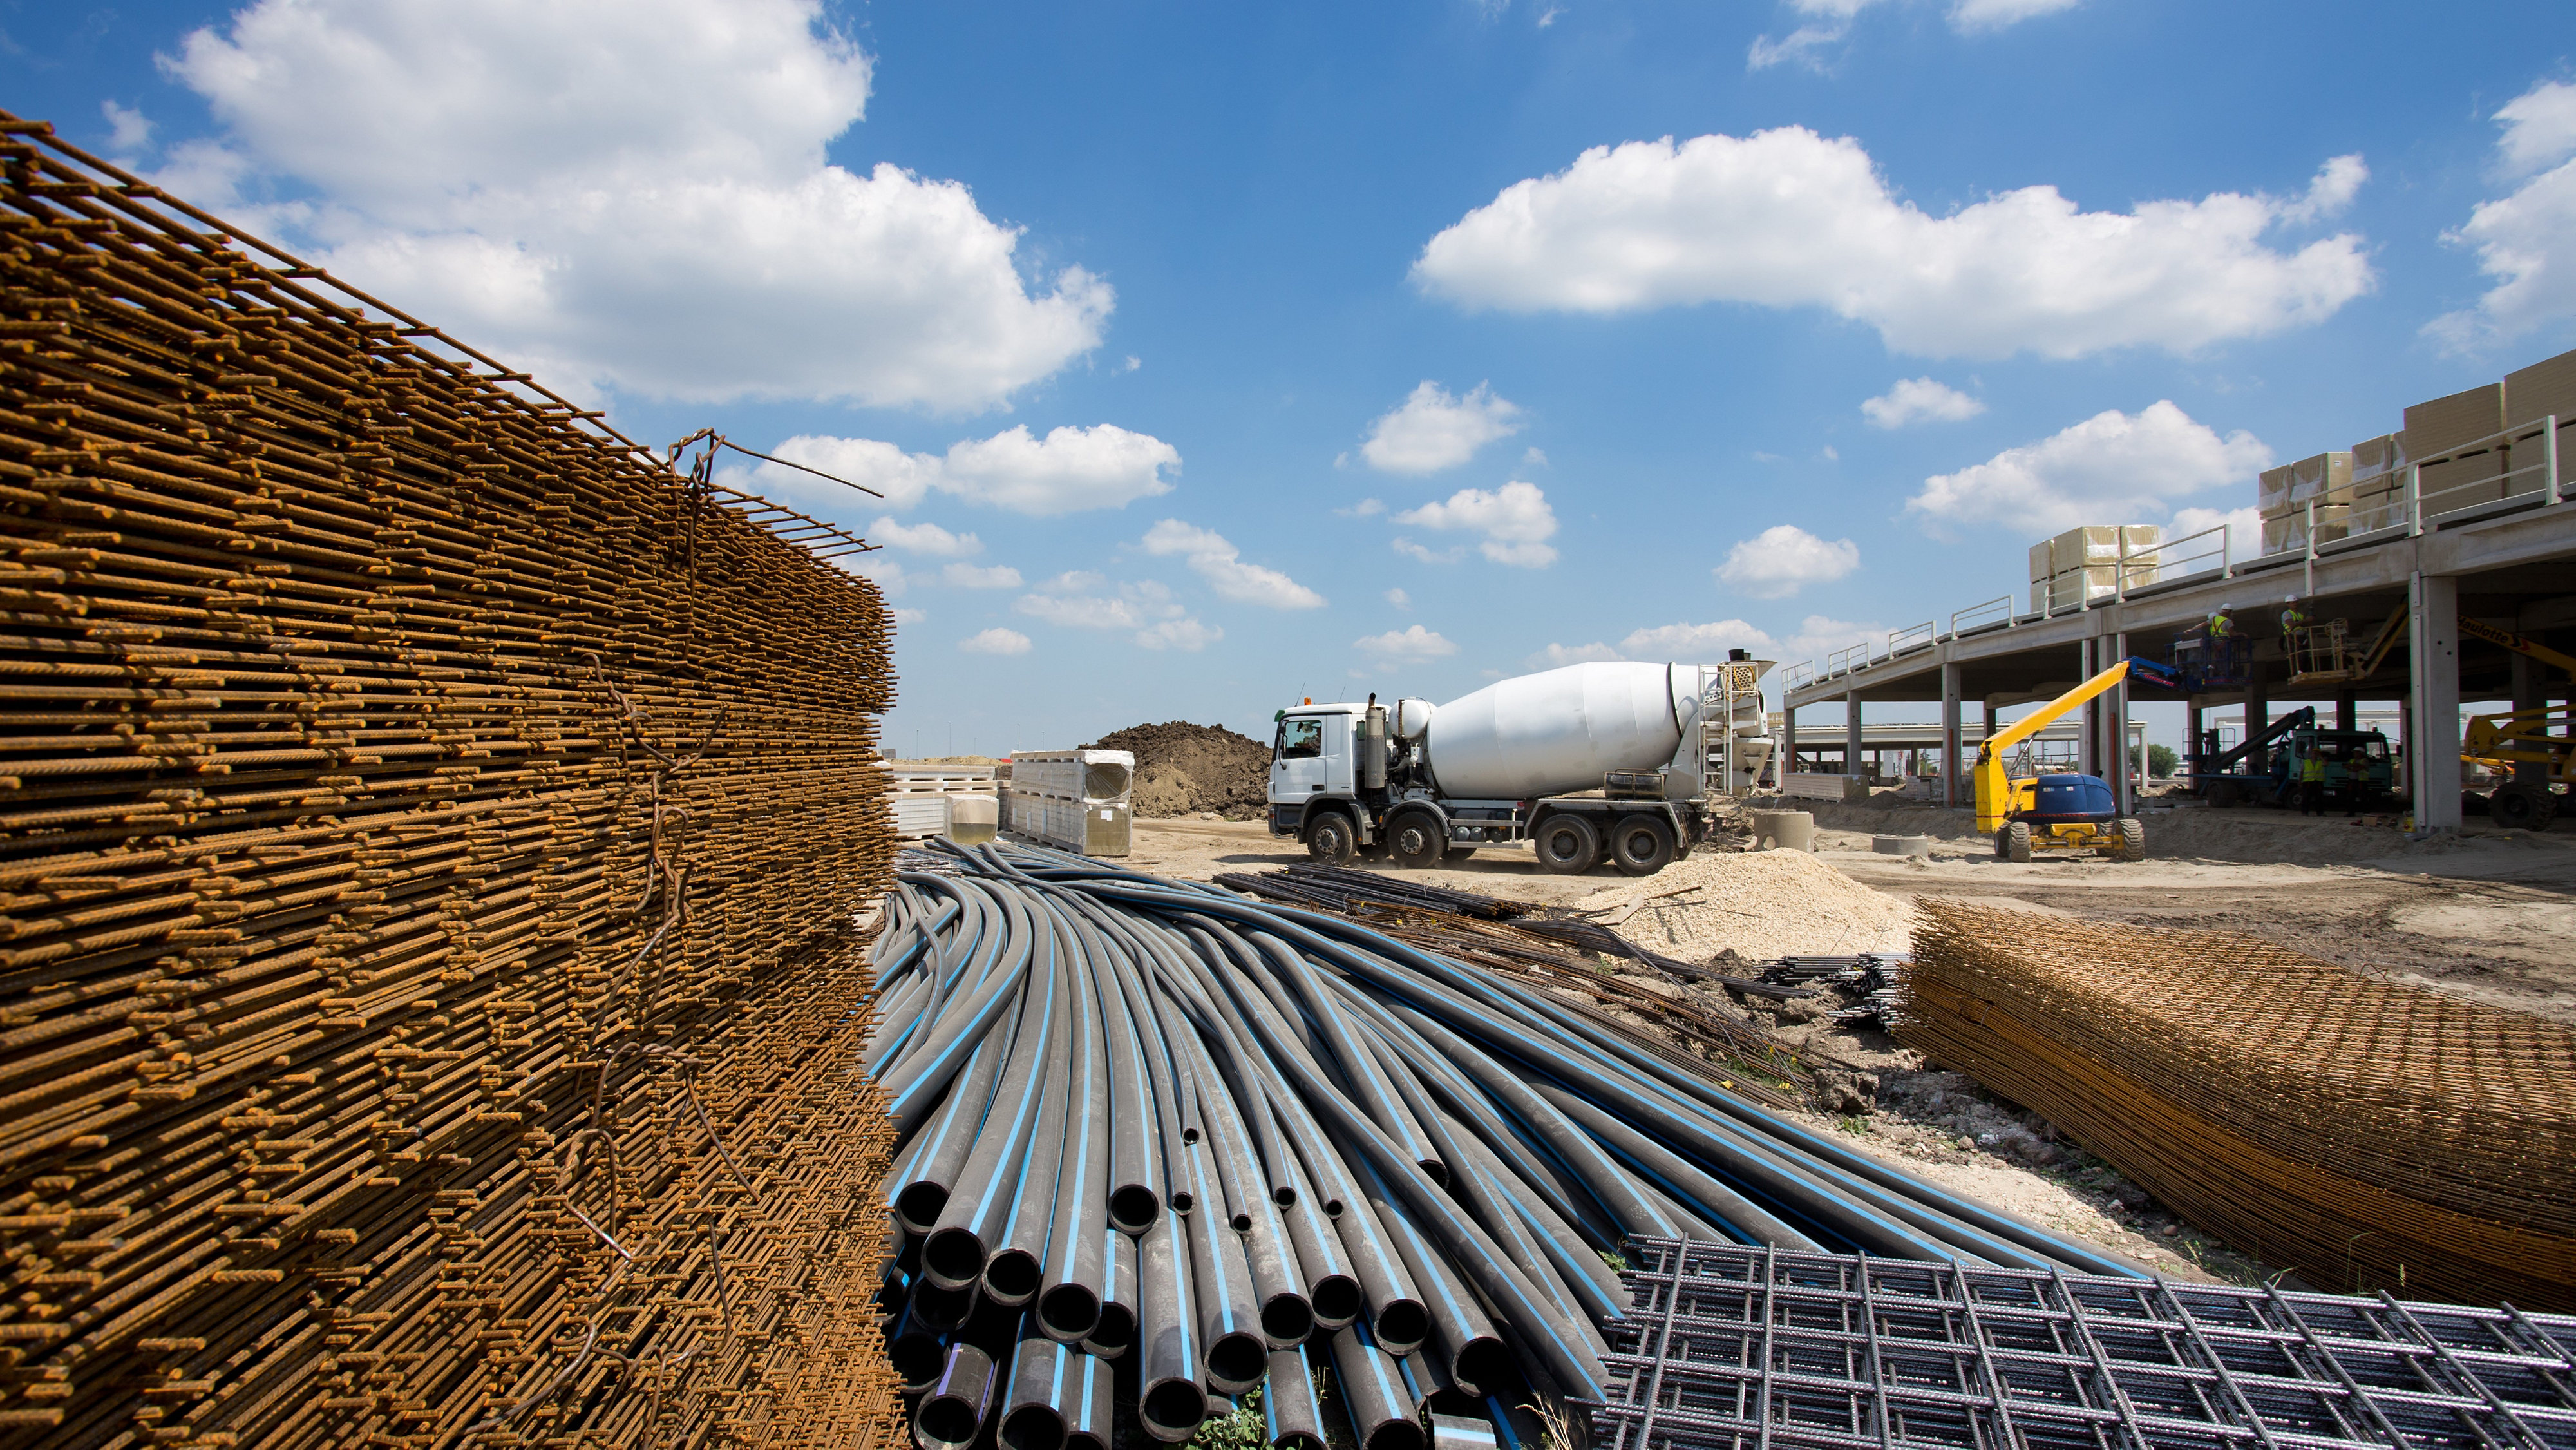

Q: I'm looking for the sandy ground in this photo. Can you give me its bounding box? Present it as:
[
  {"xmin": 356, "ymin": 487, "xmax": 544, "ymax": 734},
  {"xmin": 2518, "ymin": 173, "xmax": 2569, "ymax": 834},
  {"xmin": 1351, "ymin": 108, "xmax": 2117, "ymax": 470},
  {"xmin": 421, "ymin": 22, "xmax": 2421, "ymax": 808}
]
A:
[{"xmin": 1104, "ymin": 804, "xmax": 2573, "ymax": 1286}]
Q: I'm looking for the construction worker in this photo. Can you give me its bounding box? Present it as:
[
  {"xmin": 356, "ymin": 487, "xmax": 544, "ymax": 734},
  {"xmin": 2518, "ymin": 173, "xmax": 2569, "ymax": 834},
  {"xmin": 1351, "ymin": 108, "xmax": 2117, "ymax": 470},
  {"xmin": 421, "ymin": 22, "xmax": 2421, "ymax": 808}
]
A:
[
  {"xmin": 2208, "ymin": 604, "xmax": 2235, "ymax": 638},
  {"xmin": 2280, "ymin": 600, "xmax": 2309, "ymax": 640},
  {"xmin": 2299, "ymin": 744, "xmax": 2327, "ymax": 816}
]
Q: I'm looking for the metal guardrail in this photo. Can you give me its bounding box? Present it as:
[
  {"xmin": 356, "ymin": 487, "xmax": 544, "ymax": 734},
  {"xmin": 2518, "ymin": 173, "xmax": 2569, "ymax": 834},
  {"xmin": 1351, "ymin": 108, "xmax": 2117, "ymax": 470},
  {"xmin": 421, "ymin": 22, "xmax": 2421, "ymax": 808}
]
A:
[
  {"xmin": 1589, "ymin": 1239, "xmax": 2576, "ymax": 1450},
  {"xmin": 1888, "ymin": 621, "xmax": 1935, "ymax": 655}
]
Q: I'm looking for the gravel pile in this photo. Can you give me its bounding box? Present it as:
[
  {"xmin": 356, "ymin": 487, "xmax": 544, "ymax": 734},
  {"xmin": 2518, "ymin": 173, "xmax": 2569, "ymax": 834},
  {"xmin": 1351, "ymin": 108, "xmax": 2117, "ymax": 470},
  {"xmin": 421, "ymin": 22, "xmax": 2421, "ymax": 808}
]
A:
[
  {"xmin": 1575, "ymin": 849, "xmax": 1915, "ymax": 960},
  {"xmin": 1085, "ymin": 720, "xmax": 1271, "ymax": 818}
]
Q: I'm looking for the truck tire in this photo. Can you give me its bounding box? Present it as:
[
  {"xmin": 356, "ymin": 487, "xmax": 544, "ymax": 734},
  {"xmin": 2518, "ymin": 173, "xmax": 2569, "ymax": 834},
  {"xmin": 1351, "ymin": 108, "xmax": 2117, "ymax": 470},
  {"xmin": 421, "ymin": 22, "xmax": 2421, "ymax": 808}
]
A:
[
  {"xmin": 1388, "ymin": 812, "xmax": 1446, "ymax": 870},
  {"xmin": 2006, "ymin": 821, "xmax": 2032, "ymax": 863},
  {"xmin": 2488, "ymin": 781, "xmax": 2558, "ymax": 832},
  {"xmin": 1608, "ymin": 815, "xmax": 1675, "ymax": 877},
  {"xmin": 1534, "ymin": 815, "xmax": 1601, "ymax": 875},
  {"xmin": 2207, "ymin": 781, "xmax": 2237, "ymax": 809},
  {"xmin": 2116, "ymin": 817, "xmax": 2146, "ymax": 861},
  {"xmin": 1993, "ymin": 828, "xmax": 2012, "ymax": 861},
  {"xmin": 1307, "ymin": 810, "xmax": 1358, "ymax": 866}
]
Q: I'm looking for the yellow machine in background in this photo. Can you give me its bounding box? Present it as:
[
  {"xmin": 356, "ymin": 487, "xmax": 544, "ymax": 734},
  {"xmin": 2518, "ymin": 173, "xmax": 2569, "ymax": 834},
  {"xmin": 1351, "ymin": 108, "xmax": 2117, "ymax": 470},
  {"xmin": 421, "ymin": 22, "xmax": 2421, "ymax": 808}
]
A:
[{"xmin": 1973, "ymin": 661, "xmax": 2146, "ymax": 863}]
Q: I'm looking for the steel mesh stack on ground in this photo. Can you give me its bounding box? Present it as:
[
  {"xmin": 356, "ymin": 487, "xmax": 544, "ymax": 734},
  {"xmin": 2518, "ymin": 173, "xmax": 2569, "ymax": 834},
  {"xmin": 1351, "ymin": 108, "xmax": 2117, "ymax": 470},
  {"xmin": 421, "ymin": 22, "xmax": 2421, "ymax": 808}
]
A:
[
  {"xmin": 0, "ymin": 113, "xmax": 905, "ymax": 1446},
  {"xmin": 867, "ymin": 843, "xmax": 2154, "ymax": 1450},
  {"xmin": 1588, "ymin": 1238, "xmax": 2576, "ymax": 1450},
  {"xmin": 1897, "ymin": 899, "xmax": 2576, "ymax": 1311}
]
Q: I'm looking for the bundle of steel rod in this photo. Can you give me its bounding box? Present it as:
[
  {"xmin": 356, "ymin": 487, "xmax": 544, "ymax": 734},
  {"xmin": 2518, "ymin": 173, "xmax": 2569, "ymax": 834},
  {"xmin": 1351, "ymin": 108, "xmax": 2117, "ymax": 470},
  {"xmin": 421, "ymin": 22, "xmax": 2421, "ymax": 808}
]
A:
[
  {"xmin": 1219, "ymin": 866, "xmax": 1799, "ymax": 997},
  {"xmin": 1899, "ymin": 900, "xmax": 2576, "ymax": 1310},
  {"xmin": 866, "ymin": 843, "xmax": 2146, "ymax": 1450},
  {"xmin": 0, "ymin": 114, "xmax": 903, "ymax": 1446},
  {"xmin": 1589, "ymin": 1237, "xmax": 2576, "ymax": 1450}
]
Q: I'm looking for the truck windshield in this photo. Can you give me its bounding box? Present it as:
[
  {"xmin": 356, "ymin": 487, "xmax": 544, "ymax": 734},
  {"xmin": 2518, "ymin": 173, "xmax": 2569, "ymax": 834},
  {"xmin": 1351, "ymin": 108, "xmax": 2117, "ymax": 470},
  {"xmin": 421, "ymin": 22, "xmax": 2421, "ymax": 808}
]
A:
[{"xmin": 1278, "ymin": 719, "xmax": 1322, "ymax": 760}]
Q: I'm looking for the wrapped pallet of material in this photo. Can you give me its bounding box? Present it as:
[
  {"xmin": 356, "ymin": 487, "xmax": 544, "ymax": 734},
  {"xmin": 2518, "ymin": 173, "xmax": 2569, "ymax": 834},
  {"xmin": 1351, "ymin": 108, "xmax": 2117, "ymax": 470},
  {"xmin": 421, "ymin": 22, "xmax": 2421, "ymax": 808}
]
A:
[
  {"xmin": 2256, "ymin": 464, "xmax": 2297, "ymax": 517},
  {"xmin": 2405, "ymin": 381, "xmax": 2507, "ymax": 519},
  {"xmin": 2288, "ymin": 450, "xmax": 2351, "ymax": 504},
  {"xmin": 2029, "ymin": 525, "xmax": 2160, "ymax": 610},
  {"xmin": 2505, "ymin": 347, "xmax": 2576, "ymax": 500},
  {"xmin": 2262, "ymin": 505, "xmax": 2350, "ymax": 556},
  {"xmin": 943, "ymin": 794, "xmax": 999, "ymax": 845},
  {"xmin": 2350, "ymin": 432, "xmax": 2409, "ymax": 488},
  {"xmin": 1004, "ymin": 749, "xmax": 1134, "ymax": 855},
  {"xmin": 879, "ymin": 761, "xmax": 1001, "ymax": 839}
]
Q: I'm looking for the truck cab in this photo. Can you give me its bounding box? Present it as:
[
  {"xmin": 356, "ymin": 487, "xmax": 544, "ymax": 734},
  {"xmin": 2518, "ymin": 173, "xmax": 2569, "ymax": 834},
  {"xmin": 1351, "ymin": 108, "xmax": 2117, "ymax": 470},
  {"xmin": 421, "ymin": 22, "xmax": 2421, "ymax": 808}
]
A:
[{"xmin": 1267, "ymin": 704, "xmax": 1358, "ymax": 841}]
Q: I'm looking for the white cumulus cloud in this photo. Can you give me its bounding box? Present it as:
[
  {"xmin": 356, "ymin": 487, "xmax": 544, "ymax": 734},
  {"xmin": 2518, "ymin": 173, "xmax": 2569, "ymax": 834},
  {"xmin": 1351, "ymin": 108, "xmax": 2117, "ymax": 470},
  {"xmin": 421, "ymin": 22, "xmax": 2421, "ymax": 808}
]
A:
[
  {"xmin": 870, "ymin": 515, "xmax": 981, "ymax": 556},
  {"xmin": 1906, "ymin": 401, "xmax": 2273, "ymax": 534},
  {"xmin": 1715, "ymin": 526, "xmax": 1860, "ymax": 598},
  {"xmin": 2167, "ymin": 505, "xmax": 2265, "ymax": 565},
  {"xmin": 744, "ymin": 424, "xmax": 1179, "ymax": 519},
  {"xmin": 1356, "ymin": 625, "xmax": 1459, "ymax": 671},
  {"xmin": 942, "ymin": 562, "xmax": 1023, "ymax": 589},
  {"xmin": 1414, "ymin": 129, "xmax": 2374, "ymax": 359},
  {"xmin": 1862, "ymin": 377, "xmax": 1985, "ymax": 428},
  {"xmin": 1140, "ymin": 519, "xmax": 1327, "ymax": 609},
  {"xmin": 1394, "ymin": 481, "xmax": 1560, "ymax": 567},
  {"xmin": 892, "ymin": 607, "xmax": 928, "ymax": 625},
  {"xmin": 1135, "ymin": 618, "xmax": 1222, "ymax": 652},
  {"xmin": 2429, "ymin": 80, "xmax": 2576, "ymax": 348},
  {"xmin": 1946, "ymin": 0, "xmax": 2079, "ymax": 33},
  {"xmin": 1751, "ymin": 0, "xmax": 2074, "ymax": 71},
  {"xmin": 959, "ymin": 627, "xmax": 1031, "ymax": 656},
  {"xmin": 1359, "ymin": 381, "xmax": 1525, "ymax": 474},
  {"xmin": 159, "ymin": 0, "xmax": 1108, "ymax": 409},
  {"xmin": 101, "ymin": 100, "xmax": 155, "ymax": 153},
  {"xmin": 1537, "ymin": 615, "xmax": 1879, "ymax": 669}
]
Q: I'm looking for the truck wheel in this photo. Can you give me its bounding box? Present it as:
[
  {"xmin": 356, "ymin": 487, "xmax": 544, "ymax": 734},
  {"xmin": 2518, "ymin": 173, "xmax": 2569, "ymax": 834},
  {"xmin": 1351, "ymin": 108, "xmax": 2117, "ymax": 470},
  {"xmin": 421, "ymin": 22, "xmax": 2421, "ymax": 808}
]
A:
[
  {"xmin": 2116, "ymin": 817, "xmax": 2146, "ymax": 861},
  {"xmin": 1388, "ymin": 814, "xmax": 1446, "ymax": 870},
  {"xmin": 1307, "ymin": 810, "xmax": 1359, "ymax": 866},
  {"xmin": 2488, "ymin": 781, "xmax": 2558, "ymax": 831},
  {"xmin": 1608, "ymin": 816, "xmax": 1675, "ymax": 877},
  {"xmin": 1993, "ymin": 828, "xmax": 2012, "ymax": 861},
  {"xmin": 1534, "ymin": 816, "xmax": 1601, "ymax": 875},
  {"xmin": 2006, "ymin": 821, "xmax": 2032, "ymax": 863},
  {"xmin": 2207, "ymin": 781, "xmax": 2237, "ymax": 809}
]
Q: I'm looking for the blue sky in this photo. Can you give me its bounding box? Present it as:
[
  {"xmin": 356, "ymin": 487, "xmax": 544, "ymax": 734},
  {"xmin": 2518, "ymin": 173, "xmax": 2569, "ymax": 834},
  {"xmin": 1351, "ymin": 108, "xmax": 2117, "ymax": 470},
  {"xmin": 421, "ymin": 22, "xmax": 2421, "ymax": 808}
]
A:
[{"xmin": 8, "ymin": 1, "xmax": 2572, "ymax": 754}]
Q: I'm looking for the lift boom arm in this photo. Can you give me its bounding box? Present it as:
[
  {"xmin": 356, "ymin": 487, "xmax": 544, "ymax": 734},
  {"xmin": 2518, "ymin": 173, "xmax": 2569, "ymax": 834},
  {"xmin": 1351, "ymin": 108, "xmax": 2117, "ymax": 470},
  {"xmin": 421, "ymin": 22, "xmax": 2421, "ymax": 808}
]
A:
[{"xmin": 1973, "ymin": 660, "xmax": 2130, "ymax": 833}]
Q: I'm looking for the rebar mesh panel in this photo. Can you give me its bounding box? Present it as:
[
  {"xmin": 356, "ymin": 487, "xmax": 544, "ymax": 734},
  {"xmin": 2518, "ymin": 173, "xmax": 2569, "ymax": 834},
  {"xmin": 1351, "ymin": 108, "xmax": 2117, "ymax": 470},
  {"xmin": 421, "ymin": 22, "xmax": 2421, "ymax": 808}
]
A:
[
  {"xmin": 1895, "ymin": 900, "xmax": 2576, "ymax": 1308},
  {"xmin": 1589, "ymin": 1239, "xmax": 2576, "ymax": 1450}
]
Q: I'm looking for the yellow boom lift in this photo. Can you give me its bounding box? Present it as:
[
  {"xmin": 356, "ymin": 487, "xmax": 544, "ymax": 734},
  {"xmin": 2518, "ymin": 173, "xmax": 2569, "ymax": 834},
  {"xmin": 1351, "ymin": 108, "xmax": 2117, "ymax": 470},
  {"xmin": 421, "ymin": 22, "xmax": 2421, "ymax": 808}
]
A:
[{"xmin": 1973, "ymin": 660, "xmax": 2146, "ymax": 863}]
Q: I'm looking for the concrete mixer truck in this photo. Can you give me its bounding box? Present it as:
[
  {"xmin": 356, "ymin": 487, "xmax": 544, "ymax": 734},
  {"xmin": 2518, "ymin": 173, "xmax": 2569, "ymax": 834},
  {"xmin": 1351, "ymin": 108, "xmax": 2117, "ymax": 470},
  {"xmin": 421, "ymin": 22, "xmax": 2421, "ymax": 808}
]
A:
[{"xmin": 1265, "ymin": 658, "xmax": 1776, "ymax": 875}]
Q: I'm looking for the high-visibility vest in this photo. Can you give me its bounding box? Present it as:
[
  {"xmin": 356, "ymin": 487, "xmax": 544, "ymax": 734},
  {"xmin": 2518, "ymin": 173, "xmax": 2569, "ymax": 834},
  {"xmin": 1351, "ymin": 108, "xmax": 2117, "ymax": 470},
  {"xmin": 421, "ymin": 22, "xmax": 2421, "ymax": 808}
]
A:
[{"xmin": 2301, "ymin": 756, "xmax": 2325, "ymax": 783}]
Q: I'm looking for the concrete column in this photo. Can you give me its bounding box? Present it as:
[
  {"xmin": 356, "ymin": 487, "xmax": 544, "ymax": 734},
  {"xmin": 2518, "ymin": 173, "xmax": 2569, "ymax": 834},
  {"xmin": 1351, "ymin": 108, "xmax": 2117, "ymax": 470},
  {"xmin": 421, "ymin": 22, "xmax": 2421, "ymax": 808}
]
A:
[
  {"xmin": 1782, "ymin": 703, "xmax": 1797, "ymax": 779},
  {"xmin": 2076, "ymin": 640, "xmax": 2098, "ymax": 777},
  {"xmin": 1940, "ymin": 662, "xmax": 1962, "ymax": 809},
  {"xmin": 2336, "ymin": 692, "xmax": 2357, "ymax": 732},
  {"xmin": 2114, "ymin": 631, "xmax": 2134, "ymax": 814},
  {"xmin": 1845, "ymin": 691, "xmax": 1863, "ymax": 786},
  {"xmin": 2245, "ymin": 658, "xmax": 2269, "ymax": 756},
  {"xmin": 2410, "ymin": 572, "xmax": 2462, "ymax": 830},
  {"xmin": 2511, "ymin": 650, "xmax": 2543, "ymax": 781},
  {"xmin": 2187, "ymin": 695, "xmax": 2205, "ymax": 781}
]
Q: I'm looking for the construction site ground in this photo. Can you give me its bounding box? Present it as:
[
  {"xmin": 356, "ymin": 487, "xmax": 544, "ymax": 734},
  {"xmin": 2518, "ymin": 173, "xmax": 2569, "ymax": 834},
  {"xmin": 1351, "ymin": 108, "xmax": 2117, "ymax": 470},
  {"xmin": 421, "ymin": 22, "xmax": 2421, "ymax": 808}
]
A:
[{"xmin": 1113, "ymin": 805, "xmax": 2576, "ymax": 1294}]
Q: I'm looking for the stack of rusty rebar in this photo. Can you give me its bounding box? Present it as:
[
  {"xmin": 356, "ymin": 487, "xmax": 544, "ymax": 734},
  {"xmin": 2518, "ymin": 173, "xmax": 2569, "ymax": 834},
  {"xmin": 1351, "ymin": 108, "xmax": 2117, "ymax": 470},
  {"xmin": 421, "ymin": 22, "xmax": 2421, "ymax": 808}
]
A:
[
  {"xmin": 1899, "ymin": 899, "xmax": 2576, "ymax": 1309},
  {"xmin": 0, "ymin": 112, "xmax": 904, "ymax": 1446}
]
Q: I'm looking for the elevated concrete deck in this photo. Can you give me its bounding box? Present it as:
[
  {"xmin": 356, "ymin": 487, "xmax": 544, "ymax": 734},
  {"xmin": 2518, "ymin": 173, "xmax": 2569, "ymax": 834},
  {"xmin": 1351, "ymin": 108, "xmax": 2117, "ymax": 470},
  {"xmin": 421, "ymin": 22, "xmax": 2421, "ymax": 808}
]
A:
[{"xmin": 1779, "ymin": 491, "xmax": 2576, "ymax": 828}]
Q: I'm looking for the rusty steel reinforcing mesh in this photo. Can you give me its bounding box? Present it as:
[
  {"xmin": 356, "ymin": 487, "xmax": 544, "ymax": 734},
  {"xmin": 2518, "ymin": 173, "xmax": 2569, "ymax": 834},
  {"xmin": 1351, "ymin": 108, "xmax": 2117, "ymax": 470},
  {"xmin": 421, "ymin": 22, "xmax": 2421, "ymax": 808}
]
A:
[
  {"xmin": 0, "ymin": 112, "xmax": 904, "ymax": 1445},
  {"xmin": 1895, "ymin": 900, "xmax": 2576, "ymax": 1312},
  {"xmin": 1587, "ymin": 1238, "xmax": 2576, "ymax": 1450}
]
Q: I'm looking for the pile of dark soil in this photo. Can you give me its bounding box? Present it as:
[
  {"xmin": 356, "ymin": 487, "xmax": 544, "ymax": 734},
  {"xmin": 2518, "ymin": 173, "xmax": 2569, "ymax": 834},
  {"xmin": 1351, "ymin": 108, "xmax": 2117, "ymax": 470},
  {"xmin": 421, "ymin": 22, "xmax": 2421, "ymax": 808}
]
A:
[{"xmin": 1085, "ymin": 721, "xmax": 1269, "ymax": 819}]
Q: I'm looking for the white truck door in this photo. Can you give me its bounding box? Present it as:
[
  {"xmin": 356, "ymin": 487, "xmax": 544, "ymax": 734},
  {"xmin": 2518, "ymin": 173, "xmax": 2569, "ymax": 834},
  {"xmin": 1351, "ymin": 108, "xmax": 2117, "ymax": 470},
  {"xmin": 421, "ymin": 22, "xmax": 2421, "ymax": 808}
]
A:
[{"xmin": 1271, "ymin": 712, "xmax": 1347, "ymax": 802}]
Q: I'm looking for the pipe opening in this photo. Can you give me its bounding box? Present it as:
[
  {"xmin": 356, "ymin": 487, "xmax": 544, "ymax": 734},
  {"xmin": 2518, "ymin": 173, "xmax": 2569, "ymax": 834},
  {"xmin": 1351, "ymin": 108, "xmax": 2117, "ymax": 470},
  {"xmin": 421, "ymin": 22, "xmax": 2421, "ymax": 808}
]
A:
[
  {"xmin": 1416, "ymin": 1158, "xmax": 1448, "ymax": 1188},
  {"xmin": 922, "ymin": 1227, "xmax": 988, "ymax": 1289},
  {"xmin": 1260, "ymin": 1293, "xmax": 1316, "ymax": 1347},
  {"xmin": 912, "ymin": 1280, "xmax": 976, "ymax": 1331},
  {"xmin": 1108, "ymin": 1185, "xmax": 1161, "ymax": 1233},
  {"xmin": 918, "ymin": 1395, "xmax": 987, "ymax": 1450},
  {"xmin": 1205, "ymin": 1331, "xmax": 1266, "ymax": 1392},
  {"xmin": 1361, "ymin": 1419, "xmax": 1428, "ymax": 1450},
  {"xmin": 1170, "ymin": 1188, "xmax": 1195, "ymax": 1214},
  {"xmin": 1321, "ymin": 1196, "xmax": 1345, "ymax": 1217},
  {"xmin": 1453, "ymin": 1338, "xmax": 1511, "ymax": 1399},
  {"xmin": 1140, "ymin": 1379, "xmax": 1209, "ymax": 1442},
  {"xmin": 1036, "ymin": 1283, "xmax": 1101, "ymax": 1342},
  {"xmin": 887, "ymin": 1330, "xmax": 945, "ymax": 1392},
  {"xmin": 1084, "ymin": 1303, "xmax": 1135, "ymax": 1357},
  {"xmin": 1227, "ymin": 1208, "xmax": 1251, "ymax": 1233},
  {"xmin": 1307, "ymin": 1274, "xmax": 1363, "ymax": 1328},
  {"xmin": 895, "ymin": 1183, "xmax": 951, "ymax": 1234},
  {"xmin": 981, "ymin": 1249, "xmax": 1042, "ymax": 1306},
  {"xmin": 1372, "ymin": 1301, "xmax": 1430, "ymax": 1353},
  {"xmin": 1067, "ymin": 1430, "xmax": 1112, "ymax": 1450},
  {"xmin": 1000, "ymin": 1405, "xmax": 1066, "ymax": 1450},
  {"xmin": 1271, "ymin": 1184, "xmax": 1298, "ymax": 1208}
]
